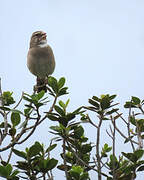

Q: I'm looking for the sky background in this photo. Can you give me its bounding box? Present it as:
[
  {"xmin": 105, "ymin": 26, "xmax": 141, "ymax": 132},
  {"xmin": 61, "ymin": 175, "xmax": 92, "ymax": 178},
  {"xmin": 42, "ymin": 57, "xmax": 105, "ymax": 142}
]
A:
[{"xmin": 0, "ymin": 0, "xmax": 144, "ymax": 179}]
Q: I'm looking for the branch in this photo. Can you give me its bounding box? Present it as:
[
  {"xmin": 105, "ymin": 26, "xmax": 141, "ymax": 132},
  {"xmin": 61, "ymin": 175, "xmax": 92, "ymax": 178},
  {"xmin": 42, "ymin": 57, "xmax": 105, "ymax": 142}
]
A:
[
  {"xmin": 0, "ymin": 77, "xmax": 3, "ymax": 106},
  {"xmin": 66, "ymin": 141, "xmax": 108, "ymax": 178},
  {"xmin": 63, "ymin": 138, "xmax": 69, "ymax": 179},
  {"xmin": 96, "ymin": 116, "xmax": 103, "ymax": 180},
  {"xmin": 127, "ymin": 107, "xmax": 135, "ymax": 151}
]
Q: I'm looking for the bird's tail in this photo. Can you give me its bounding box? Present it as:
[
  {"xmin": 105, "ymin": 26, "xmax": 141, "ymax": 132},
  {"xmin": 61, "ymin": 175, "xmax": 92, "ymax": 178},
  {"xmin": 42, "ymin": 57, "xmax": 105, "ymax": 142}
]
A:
[{"xmin": 36, "ymin": 77, "xmax": 47, "ymax": 93}]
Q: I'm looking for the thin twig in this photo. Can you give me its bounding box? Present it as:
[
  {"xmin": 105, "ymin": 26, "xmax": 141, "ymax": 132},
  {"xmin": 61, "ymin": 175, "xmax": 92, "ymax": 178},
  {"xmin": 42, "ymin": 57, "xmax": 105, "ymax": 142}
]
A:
[
  {"xmin": 87, "ymin": 114, "xmax": 98, "ymax": 128},
  {"xmin": 116, "ymin": 112, "xmax": 128, "ymax": 125},
  {"xmin": 7, "ymin": 148, "xmax": 13, "ymax": 164},
  {"xmin": 111, "ymin": 120, "xmax": 138, "ymax": 145},
  {"xmin": 25, "ymin": 95, "xmax": 58, "ymax": 131}
]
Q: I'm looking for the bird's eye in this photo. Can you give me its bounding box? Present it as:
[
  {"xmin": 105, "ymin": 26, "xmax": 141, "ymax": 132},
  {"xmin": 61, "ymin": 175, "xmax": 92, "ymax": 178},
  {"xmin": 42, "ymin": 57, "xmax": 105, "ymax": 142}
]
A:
[{"xmin": 35, "ymin": 34, "xmax": 39, "ymax": 37}]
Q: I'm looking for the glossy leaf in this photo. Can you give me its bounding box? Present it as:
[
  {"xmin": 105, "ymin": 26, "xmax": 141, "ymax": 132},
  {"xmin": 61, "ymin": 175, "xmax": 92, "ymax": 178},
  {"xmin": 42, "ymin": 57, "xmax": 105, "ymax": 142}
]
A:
[
  {"xmin": 47, "ymin": 114, "xmax": 59, "ymax": 121},
  {"xmin": 58, "ymin": 87, "xmax": 68, "ymax": 96},
  {"xmin": 58, "ymin": 77, "xmax": 65, "ymax": 89},
  {"xmin": 11, "ymin": 112, "xmax": 21, "ymax": 127},
  {"xmin": 2, "ymin": 91, "xmax": 15, "ymax": 106},
  {"xmin": 48, "ymin": 77, "xmax": 58, "ymax": 93},
  {"xmin": 132, "ymin": 96, "xmax": 141, "ymax": 105},
  {"xmin": 74, "ymin": 126, "xmax": 84, "ymax": 138},
  {"xmin": 137, "ymin": 165, "xmax": 144, "ymax": 171},
  {"xmin": 81, "ymin": 144, "xmax": 92, "ymax": 153},
  {"xmin": 54, "ymin": 105, "xmax": 65, "ymax": 116},
  {"xmin": 100, "ymin": 96, "xmax": 110, "ymax": 110},
  {"xmin": 88, "ymin": 99, "xmax": 99, "ymax": 108},
  {"xmin": 12, "ymin": 149, "xmax": 27, "ymax": 159},
  {"xmin": 46, "ymin": 158, "xmax": 58, "ymax": 170},
  {"xmin": 46, "ymin": 144, "xmax": 57, "ymax": 153},
  {"xmin": 37, "ymin": 90, "xmax": 45, "ymax": 100},
  {"xmin": 28, "ymin": 142, "xmax": 43, "ymax": 158}
]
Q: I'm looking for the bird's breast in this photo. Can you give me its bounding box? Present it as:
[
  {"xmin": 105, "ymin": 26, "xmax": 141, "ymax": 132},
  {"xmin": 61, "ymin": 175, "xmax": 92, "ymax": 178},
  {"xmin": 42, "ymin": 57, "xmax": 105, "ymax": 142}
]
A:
[{"xmin": 27, "ymin": 46, "xmax": 55, "ymax": 78}]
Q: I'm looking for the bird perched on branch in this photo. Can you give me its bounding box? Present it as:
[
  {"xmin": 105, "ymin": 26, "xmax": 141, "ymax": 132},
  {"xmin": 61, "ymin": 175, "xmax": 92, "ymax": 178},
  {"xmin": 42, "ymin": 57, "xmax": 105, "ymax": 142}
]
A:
[{"xmin": 27, "ymin": 31, "xmax": 55, "ymax": 92}]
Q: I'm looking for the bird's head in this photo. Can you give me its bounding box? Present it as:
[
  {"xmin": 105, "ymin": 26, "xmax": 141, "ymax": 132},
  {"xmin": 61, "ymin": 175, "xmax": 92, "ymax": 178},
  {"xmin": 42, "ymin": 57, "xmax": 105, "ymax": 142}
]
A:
[{"xmin": 30, "ymin": 31, "xmax": 47, "ymax": 48}]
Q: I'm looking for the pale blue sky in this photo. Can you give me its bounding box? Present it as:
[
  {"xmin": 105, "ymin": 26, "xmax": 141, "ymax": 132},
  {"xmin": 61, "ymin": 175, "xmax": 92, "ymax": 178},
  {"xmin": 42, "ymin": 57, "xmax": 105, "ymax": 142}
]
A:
[{"xmin": 0, "ymin": 0, "xmax": 144, "ymax": 179}]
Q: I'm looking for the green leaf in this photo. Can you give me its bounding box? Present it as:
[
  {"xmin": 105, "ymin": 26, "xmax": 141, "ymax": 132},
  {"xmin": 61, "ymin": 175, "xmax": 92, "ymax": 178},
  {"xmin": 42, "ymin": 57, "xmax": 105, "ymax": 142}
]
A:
[
  {"xmin": 0, "ymin": 107, "xmax": 11, "ymax": 111},
  {"xmin": 24, "ymin": 108, "xmax": 32, "ymax": 116},
  {"xmin": 23, "ymin": 96, "xmax": 33, "ymax": 103},
  {"xmin": 57, "ymin": 164, "xmax": 71, "ymax": 171},
  {"xmin": 104, "ymin": 143, "xmax": 108, "ymax": 149},
  {"xmin": 92, "ymin": 96, "xmax": 101, "ymax": 102},
  {"xmin": 70, "ymin": 171, "xmax": 80, "ymax": 179},
  {"xmin": 73, "ymin": 107, "xmax": 83, "ymax": 114},
  {"xmin": 2, "ymin": 91, "xmax": 15, "ymax": 106},
  {"xmin": 137, "ymin": 165, "xmax": 144, "ymax": 171},
  {"xmin": 124, "ymin": 101, "xmax": 137, "ymax": 108},
  {"xmin": 130, "ymin": 116, "xmax": 136, "ymax": 126},
  {"xmin": 0, "ymin": 164, "xmax": 12, "ymax": 178},
  {"xmin": 47, "ymin": 114, "xmax": 59, "ymax": 121},
  {"xmin": 58, "ymin": 77, "xmax": 65, "ymax": 89},
  {"xmin": 132, "ymin": 96, "xmax": 141, "ymax": 105},
  {"xmin": 74, "ymin": 126, "xmax": 84, "ymax": 138},
  {"xmin": 6, "ymin": 164, "xmax": 12, "ymax": 176},
  {"xmin": 81, "ymin": 144, "xmax": 92, "ymax": 153},
  {"xmin": 106, "ymin": 108, "xmax": 119, "ymax": 115},
  {"xmin": 46, "ymin": 158, "xmax": 58, "ymax": 170},
  {"xmin": 134, "ymin": 149, "xmax": 144, "ymax": 160},
  {"xmin": 28, "ymin": 142, "xmax": 43, "ymax": 158},
  {"xmin": 71, "ymin": 165, "xmax": 83, "ymax": 174},
  {"xmin": 54, "ymin": 105, "xmax": 65, "ymax": 116},
  {"xmin": 59, "ymin": 100, "xmax": 66, "ymax": 109},
  {"xmin": 37, "ymin": 90, "xmax": 45, "ymax": 100},
  {"xmin": 12, "ymin": 149, "xmax": 27, "ymax": 159},
  {"xmin": 15, "ymin": 161, "xmax": 29, "ymax": 171},
  {"xmin": 58, "ymin": 87, "xmax": 68, "ymax": 96},
  {"xmin": 88, "ymin": 99, "xmax": 99, "ymax": 108},
  {"xmin": 100, "ymin": 96, "xmax": 110, "ymax": 110},
  {"xmin": 9, "ymin": 128, "xmax": 16, "ymax": 136},
  {"xmin": 0, "ymin": 122, "xmax": 11, "ymax": 128},
  {"xmin": 80, "ymin": 172, "xmax": 89, "ymax": 180},
  {"xmin": 65, "ymin": 99, "xmax": 70, "ymax": 108},
  {"xmin": 66, "ymin": 113, "xmax": 75, "ymax": 121},
  {"xmin": 50, "ymin": 126, "xmax": 62, "ymax": 133},
  {"xmin": 0, "ymin": 166, "xmax": 8, "ymax": 178},
  {"xmin": 46, "ymin": 144, "xmax": 57, "ymax": 153},
  {"xmin": 122, "ymin": 152, "xmax": 137, "ymax": 163},
  {"xmin": 48, "ymin": 77, "xmax": 58, "ymax": 93},
  {"xmin": 11, "ymin": 169, "xmax": 19, "ymax": 177},
  {"xmin": 11, "ymin": 112, "xmax": 21, "ymax": 127},
  {"xmin": 106, "ymin": 147, "xmax": 112, "ymax": 152},
  {"xmin": 109, "ymin": 94, "xmax": 117, "ymax": 100}
]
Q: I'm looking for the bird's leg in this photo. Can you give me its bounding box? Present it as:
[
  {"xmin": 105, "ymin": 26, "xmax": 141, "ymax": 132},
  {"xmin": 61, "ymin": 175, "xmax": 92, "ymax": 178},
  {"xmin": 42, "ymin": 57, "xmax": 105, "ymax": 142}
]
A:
[{"xmin": 36, "ymin": 77, "xmax": 47, "ymax": 93}]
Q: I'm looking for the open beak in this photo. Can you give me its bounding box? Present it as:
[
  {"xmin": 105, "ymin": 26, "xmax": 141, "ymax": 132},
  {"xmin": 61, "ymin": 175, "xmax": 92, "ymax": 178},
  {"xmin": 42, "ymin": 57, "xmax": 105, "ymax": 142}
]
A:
[{"xmin": 41, "ymin": 32, "xmax": 47, "ymax": 40}]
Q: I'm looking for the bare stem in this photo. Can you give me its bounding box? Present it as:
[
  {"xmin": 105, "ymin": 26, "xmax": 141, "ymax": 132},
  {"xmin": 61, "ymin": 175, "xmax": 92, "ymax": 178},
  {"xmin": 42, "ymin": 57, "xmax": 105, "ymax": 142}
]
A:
[
  {"xmin": 63, "ymin": 138, "xmax": 69, "ymax": 179},
  {"xmin": 127, "ymin": 108, "xmax": 135, "ymax": 151},
  {"xmin": 66, "ymin": 141, "xmax": 108, "ymax": 178},
  {"xmin": 111, "ymin": 118, "xmax": 116, "ymax": 180},
  {"xmin": 96, "ymin": 116, "xmax": 103, "ymax": 180}
]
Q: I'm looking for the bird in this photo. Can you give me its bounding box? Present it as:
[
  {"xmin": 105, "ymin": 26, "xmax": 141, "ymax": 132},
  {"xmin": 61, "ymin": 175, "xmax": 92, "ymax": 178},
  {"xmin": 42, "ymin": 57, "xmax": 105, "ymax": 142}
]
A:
[{"xmin": 27, "ymin": 31, "xmax": 55, "ymax": 92}]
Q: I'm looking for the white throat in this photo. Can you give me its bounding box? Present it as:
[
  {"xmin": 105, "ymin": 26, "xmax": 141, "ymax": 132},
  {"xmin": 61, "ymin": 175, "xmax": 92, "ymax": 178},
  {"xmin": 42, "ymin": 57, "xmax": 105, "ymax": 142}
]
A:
[{"xmin": 38, "ymin": 40, "xmax": 48, "ymax": 48}]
